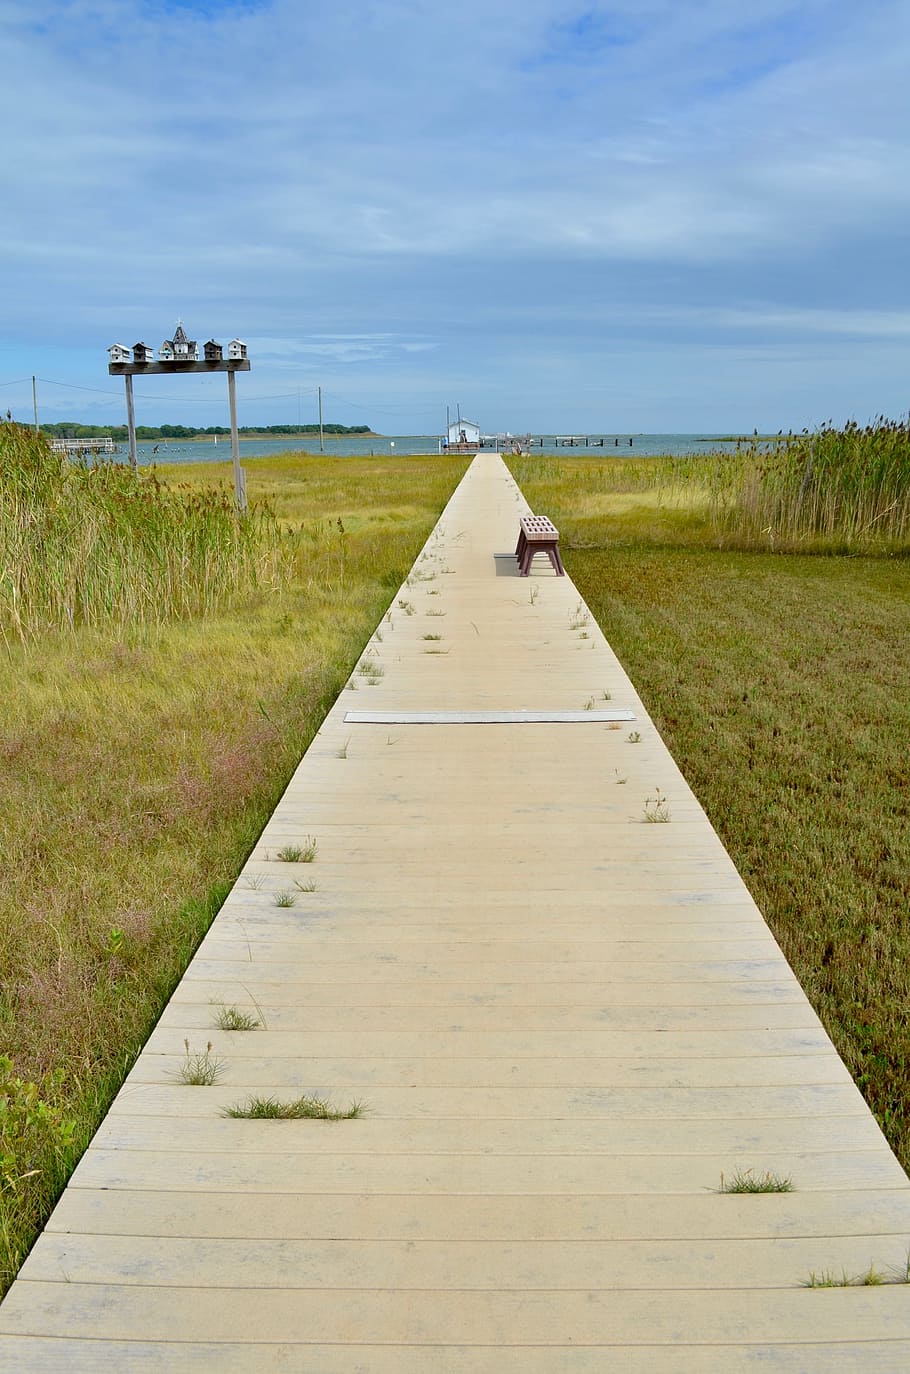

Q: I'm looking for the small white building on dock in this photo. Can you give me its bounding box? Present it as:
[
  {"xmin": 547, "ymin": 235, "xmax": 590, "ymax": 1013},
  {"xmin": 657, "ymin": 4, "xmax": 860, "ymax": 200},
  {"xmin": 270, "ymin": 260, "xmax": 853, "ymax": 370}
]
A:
[{"xmin": 447, "ymin": 417, "xmax": 481, "ymax": 448}]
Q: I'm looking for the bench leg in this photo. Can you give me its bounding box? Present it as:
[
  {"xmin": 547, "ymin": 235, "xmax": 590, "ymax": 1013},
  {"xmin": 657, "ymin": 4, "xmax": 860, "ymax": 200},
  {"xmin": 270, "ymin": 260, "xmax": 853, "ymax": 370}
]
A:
[{"xmin": 520, "ymin": 543, "xmax": 565, "ymax": 576}]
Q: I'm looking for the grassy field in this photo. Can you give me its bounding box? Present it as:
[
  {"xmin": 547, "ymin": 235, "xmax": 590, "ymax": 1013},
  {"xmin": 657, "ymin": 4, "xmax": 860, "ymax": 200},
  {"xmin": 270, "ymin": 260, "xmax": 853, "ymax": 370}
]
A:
[
  {"xmin": 508, "ymin": 452, "xmax": 910, "ymax": 1165},
  {"xmin": 0, "ymin": 439, "xmax": 469, "ymax": 1293}
]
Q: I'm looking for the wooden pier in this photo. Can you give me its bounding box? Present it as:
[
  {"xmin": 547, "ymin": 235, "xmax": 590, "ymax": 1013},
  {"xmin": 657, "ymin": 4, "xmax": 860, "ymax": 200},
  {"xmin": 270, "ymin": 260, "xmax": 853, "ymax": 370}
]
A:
[
  {"xmin": 553, "ymin": 434, "xmax": 603, "ymax": 446},
  {"xmin": 50, "ymin": 437, "xmax": 118, "ymax": 455},
  {"xmin": 3, "ymin": 453, "xmax": 909, "ymax": 1369},
  {"xmin": 524, "ymin": 435, "xmax": 636, "ymax": 448}
]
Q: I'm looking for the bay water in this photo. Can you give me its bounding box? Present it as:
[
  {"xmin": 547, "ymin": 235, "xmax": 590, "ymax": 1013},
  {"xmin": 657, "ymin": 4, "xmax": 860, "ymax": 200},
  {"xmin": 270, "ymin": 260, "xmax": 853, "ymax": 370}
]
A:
[{"xmin": 131, "ymin": 433, "xmax": 750, "ymax": 467}]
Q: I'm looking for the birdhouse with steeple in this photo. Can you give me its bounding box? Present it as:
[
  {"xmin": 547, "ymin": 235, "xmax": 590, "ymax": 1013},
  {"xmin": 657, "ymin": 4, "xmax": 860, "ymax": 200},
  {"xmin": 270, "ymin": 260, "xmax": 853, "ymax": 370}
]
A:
[{"xmin": 171, "ymin": 322, "xmax": 198, "ymax": 362}]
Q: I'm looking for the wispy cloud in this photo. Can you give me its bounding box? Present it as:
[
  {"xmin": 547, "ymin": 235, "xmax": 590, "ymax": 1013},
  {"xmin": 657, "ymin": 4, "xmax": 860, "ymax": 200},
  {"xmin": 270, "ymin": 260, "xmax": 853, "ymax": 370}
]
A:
[{"xmin": 252, "ymin": 334, "xmax": 441, "ymax": 364}]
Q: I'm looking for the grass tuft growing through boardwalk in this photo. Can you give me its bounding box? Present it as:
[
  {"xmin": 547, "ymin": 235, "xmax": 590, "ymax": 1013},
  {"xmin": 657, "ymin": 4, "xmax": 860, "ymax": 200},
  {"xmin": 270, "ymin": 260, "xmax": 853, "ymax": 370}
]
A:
[
  {"xmin": 176, "ymin": 1040, "xmax": 226, "ymax": 1086},
  {"xmin": 212, "ymin": 1005, "xmax": 261, "ymax": 1032},
  {"xmin": 223, "ymin": 1095, "xmax": 365, "ymax": 1120},
  {"xmin": 276, "ymin": 838, "xmax": 317, "ymax": 862},
  {"xmin": 804, "ymin": 1257, "xmax": 910, "ymax": 1287},
  {"xmin": 718, "ymin": 1169, "xmax": 794, "ymax": 1194}
]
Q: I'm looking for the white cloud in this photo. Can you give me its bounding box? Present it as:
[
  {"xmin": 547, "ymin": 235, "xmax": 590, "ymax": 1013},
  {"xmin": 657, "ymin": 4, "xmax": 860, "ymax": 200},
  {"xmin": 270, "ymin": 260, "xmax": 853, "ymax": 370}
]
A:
[
  {"xmin": 625, "ymin": 304, "xmax": 910, "ymax": 338},
  {"xmin": 250, "ymin": 334, "xmax": 440, "ymax": 364}
]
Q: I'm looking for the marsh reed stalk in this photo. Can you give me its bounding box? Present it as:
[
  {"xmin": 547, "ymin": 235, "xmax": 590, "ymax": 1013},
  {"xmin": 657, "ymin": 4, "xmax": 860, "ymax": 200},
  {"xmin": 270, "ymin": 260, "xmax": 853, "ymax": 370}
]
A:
[
  {"xmin": 0, "ymin": 424, "xmax": 293, "ymax": 643},
  {"xmin": 714, "ymin": 419, "xmax": 910, "ymax": 550}
]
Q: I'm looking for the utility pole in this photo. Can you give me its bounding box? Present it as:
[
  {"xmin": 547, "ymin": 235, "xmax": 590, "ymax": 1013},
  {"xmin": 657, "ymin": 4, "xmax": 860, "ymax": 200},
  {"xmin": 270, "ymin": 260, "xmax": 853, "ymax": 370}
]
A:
[
  {"xmin": 32, "ymin": 376, "xmax": 39, "ymax": 433},
  {"xmin": 318, "ymin": 385, "xmax": 324, "ymax": 453}
]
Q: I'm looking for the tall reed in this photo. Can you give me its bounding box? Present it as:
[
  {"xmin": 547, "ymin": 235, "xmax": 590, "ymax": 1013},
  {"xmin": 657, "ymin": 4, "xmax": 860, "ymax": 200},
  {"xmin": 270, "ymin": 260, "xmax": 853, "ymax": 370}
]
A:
[
  {"xmin": 712, "ymin": 420, "xmax": 910, "ymax": 551},
  {"xmin": 0, "ymin": 424, "xmax": 292, "ymax": 643}
]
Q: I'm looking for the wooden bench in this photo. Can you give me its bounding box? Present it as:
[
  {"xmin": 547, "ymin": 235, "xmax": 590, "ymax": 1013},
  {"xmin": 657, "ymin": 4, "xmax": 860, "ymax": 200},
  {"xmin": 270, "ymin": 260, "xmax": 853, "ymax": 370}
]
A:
[{"xmin": 516, "ymin": 514, "xmax": 565, "ymax": 577}]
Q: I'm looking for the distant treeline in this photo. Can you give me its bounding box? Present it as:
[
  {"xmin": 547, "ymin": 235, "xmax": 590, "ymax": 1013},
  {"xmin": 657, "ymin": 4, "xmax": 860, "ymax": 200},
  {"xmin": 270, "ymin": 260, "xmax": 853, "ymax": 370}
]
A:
[{"xmin": 38, "ymin": 422, "xmax": 374, "ymax": 440}]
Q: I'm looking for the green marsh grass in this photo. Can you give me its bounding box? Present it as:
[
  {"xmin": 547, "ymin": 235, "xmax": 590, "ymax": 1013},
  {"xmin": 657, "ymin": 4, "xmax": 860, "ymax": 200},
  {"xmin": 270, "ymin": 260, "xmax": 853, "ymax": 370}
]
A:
[
  {"xmin": 0, "ymin": 424, "xmax": 290, "ymax": 644},
  {"xmin": 0, "ymin": 443, "xmax": 468, "ymax": 1294}
]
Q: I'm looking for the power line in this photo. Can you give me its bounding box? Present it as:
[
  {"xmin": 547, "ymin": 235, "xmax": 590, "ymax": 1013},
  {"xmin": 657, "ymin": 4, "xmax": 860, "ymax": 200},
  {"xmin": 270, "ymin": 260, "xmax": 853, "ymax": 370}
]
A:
[
  {"xmin": 13, "ymin": 374, "xmax": 418, "ymax": 420},
  {"xmin": 35, "ymin": 377, "xmax": 316, "ymax": 405},
  {"xmin": 38, "ymin": 377, "xmax": 127, "ymax": 396}
]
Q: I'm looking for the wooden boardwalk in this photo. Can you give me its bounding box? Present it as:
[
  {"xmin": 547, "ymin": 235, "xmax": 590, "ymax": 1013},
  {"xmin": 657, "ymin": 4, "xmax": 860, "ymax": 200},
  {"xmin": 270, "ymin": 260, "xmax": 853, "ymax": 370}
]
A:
[{"xmin": 3, "ymin": 454, "xmax": 910, "ymax": 1369}]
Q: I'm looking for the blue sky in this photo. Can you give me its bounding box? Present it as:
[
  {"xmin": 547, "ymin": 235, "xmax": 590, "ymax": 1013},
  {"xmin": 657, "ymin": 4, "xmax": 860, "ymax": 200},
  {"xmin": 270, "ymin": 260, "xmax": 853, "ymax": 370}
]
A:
[{"xmin": 1, "ymin": 0, "xmax": 909, "ymax": 433}]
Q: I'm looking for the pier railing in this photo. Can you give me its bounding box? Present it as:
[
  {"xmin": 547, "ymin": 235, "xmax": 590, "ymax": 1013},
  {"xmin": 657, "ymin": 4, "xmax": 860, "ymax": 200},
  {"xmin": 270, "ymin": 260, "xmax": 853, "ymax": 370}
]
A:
[{"xmin": 50, "ymin": 437, "xmax": 118, "ymax": 454}]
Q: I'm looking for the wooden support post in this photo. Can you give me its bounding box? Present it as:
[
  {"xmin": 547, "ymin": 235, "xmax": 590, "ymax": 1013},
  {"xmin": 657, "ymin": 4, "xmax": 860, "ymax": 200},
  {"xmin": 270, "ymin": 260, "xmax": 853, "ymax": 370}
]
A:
[
  {"xmin": 227, "ymin": 368, "xmax": 247, "ymax": 513},
  {"xmin": 124, "ymin": 374, "xmax": 137, "ymax": 472}
]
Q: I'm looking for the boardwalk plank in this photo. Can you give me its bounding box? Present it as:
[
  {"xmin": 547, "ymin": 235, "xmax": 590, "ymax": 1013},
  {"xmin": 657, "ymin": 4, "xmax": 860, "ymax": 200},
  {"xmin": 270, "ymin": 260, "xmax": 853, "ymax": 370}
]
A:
[{"xmin": 5, "ymin": 1282, "xmax": 910, "ymax": 1345}]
